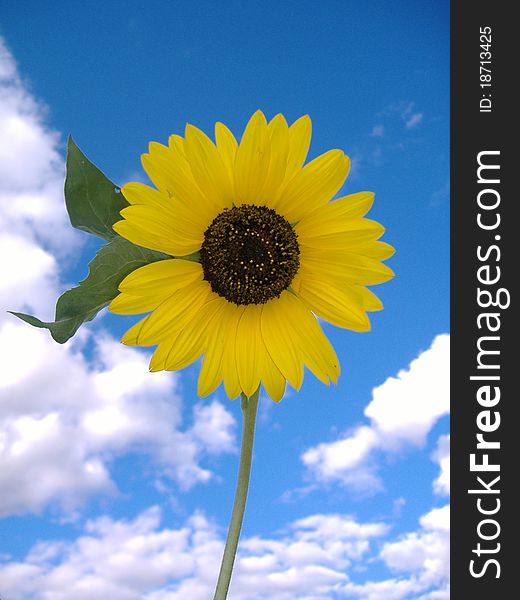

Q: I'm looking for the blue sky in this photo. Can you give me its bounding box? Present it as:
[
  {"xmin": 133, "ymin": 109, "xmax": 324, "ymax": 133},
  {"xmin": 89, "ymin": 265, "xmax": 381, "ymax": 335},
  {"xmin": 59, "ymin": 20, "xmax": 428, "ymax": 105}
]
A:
[{"xmin": 0, "ymin": 2, "xmax": 449, "ymax": 598}]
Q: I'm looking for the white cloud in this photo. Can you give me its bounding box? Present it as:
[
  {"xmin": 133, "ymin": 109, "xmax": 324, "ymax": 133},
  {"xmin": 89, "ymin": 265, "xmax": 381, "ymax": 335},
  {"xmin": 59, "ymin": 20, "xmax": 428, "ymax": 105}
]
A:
[
  {"xmin": 1, "ymin": 37, "xmax": 77, "ymax": 327},
  {"xmin": 0, "ymin": 507, "xmax": 214, "ymax": 600},
  {"xmin": 189, "ymin": 400, "xmax": 236, "ymax": 456},
  {"xmin": 378, "ymin": 505, "xmax": 449, "ymax": 592},
  {"xmin": 303, "ymin": 426, "xmax": 377, "ymax": 474},
  {"xmin": 0, "ymin": 502, "xmax": 450, "ymax": 600},
  {"xmin": 0, "ymin": 507, "xmax": 391, "ymax": 600},
  {"xmin": 341, "ymin": 505, "xmax": 449, "ymax": 600},
  {"xmin": 302, "ymin": 334, "xmax": 450, "ymax": 491},
  {"xmin": 302, "ymin": 426, "xmax": 381, "ymax": 493},
  {"xmin": 225, "ymin": 514, "xmax": 388, "ymax": 600},
  {"xmin": 0, "ymin": 323, "xmax": 237, "ymax": 516},
  {"xmin": 0, "ymin": 232, "xmax": 60, "ymax": 323},
  {"xmin": 382, "ymin": 507, "xmax": 449, "ymax": 574},
  {"xmin": 405, "ymin": 112, "xmax": 423, "ymax": 129},
  {"xmin": 0, "ymin": 37, "xmax": 79, "ymax": 256},
  {"xmin": 432, "ymin": 435, "xmax": 450, "ymax": 496},
  {"xmin": 365, "ymin": 334, "xmax": 449, "ymax": 447},
  {"xmin": 419, "ymin": 505, "xmax": 449, "ymax": 533}
]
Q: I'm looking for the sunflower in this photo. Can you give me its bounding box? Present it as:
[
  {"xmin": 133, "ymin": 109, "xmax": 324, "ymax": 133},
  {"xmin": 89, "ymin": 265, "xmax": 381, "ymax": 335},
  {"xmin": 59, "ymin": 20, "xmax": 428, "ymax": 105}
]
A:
[{"xmin": 109, "ymin": 110, "xmax": 394, "ymax": 401}]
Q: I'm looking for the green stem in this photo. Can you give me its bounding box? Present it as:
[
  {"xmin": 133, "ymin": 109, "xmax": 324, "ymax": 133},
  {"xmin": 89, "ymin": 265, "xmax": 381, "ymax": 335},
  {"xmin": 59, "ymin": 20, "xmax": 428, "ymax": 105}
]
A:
[{"xmin": 213, "ymin": 388, "xmax": 260, "ymax": 600}]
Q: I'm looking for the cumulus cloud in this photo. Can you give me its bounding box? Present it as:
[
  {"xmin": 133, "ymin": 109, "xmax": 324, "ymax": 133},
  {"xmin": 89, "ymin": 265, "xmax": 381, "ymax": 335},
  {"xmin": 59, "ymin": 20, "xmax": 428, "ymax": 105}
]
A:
[
  {"xmin": 432, "ymin": 435, "xmax": 450, "ymax": 496},
  {"xmin": 0, "ymin": 507, "xmax": 391, "ymax": 600},
  {"xmin": 302, "ymin": 334, "xmax": 449, "ymax": 491},
  {"xmin": 364, "ymin": 334, "xmax": 449, "ymax": 447},
  {"xmin": 0, "ymin": 232, "xmax": 60, "ymax": 322},
  {"xmin": 0, "ymin": 507, "xmax": 215, "ymax": 600},
  {"xmin": 0, "ymin": 501, "xmax": 450, "ymax": 600},
  {"xmin": 190, "ymin": 400, "xmax": 236, "ymax": 456},
  {"xmin": 0, "ymin": 325, "xmax": 237, "ymax": 516},
  {"xmin": 340, "ymin": 504, "xmax": 449, "ymax": 600},
  {"xmin": 301, "ymin": 425, "xmax": 382, "ymax": 493},
  {"xmin": 0, "ymin": 37, "xmax": 79, "ymax": 257},
  {"xmin": 0, "ymin": 38, "xmax": 76, "ymax": 326}
]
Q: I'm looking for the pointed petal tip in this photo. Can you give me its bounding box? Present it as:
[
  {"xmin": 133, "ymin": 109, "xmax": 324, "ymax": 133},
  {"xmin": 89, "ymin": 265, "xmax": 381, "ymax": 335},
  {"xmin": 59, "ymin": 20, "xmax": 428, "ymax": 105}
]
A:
[
  {"xmin": 184, "ymin": 122, "xmax": 212, "ymax": 143},
  {"xmin": 384, "ymin": 265, "xmax": 396, "ymax": 280},
  {"xmin": 111, "ymin": 219, "xmax": 124, "ymax": 234},
  {"xmin": 268, "ymin": 113, "xmax": 288, "ymax": 127},
  {"xmin": 198, "ymin": 372, "xmax": 221, "ymax": 398},
  {"xmin": 269, "ymin": 390, "xmax": 285, "ymax": 403},
  {"xmin": 184, "ymin": 122, "xmax": 203, "ymax": 142},
  {"xmin": 140, "ymin": 153, "xmax": 152, "ymax": 170},
  {"xmin": 294, "ymin": 113, "xmax": 312, "ymax": 127},
  {"xmin": 184, "ymin": 122, "xmax": 196, "ymax": 135},
  {"xmin": 384, "ymin": 245, "xmax": 396, "ymax": 260},
  {"xmin": 247, "ymin": 110, "xmax": 267, "ymax": 127}
]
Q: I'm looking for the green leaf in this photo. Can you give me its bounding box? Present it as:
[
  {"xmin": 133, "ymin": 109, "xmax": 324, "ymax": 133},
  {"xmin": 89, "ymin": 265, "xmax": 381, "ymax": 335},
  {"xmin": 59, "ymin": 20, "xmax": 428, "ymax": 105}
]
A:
[
  {"xmin": 64, "ymin": 136, "xmax": 128, "ymax": 241},
  {"xmin": 10, "ymin": 238, "xmax": 170, "ymax": 343}
]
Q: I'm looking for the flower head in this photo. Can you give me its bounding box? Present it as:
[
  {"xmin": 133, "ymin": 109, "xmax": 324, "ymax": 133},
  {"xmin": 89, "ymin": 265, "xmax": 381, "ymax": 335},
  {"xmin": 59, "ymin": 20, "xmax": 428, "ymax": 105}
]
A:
[{"xmin": 109, "ymin": 111, "xmax": 394, "ymax": 401}]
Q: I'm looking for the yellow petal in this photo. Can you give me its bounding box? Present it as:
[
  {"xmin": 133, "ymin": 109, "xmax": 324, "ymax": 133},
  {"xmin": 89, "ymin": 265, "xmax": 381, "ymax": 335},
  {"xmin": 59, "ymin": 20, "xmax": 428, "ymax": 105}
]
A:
[
  {"xmin": 356, "ymin": 286, "xmax": 384, "ymax": 311},
  {"xmin": 276, "ymin": 290, "xmax": 339, "ymax": 384},
  {"xmin": 168, "ymin": 134, "xmax": 186, "ymax": 157},
  {"xmin": 150, "ymin": 298, "xmax": 223, "ymax": 372},
  {"xmin": 235, "ymin": 305, "xmax": 264, "ymax": 398},
  {"xmin": 121, "ymin": 182, "xmax": 173, "ymax": 212},
  {"xmin": 117, "ymin": 189, "xmax": 208, "ymax": 255},
  {"xmin": 133, "ymin": 280, "xmax": 211, "ymax": 346},
  {"xmin": 120, "ymin": 315, "xmax": 152, "ymax": 346},
  {"xmin": 296, "ymin": 209, "xmax": 384, "ymax": 240},
  {"xmin": 163, "ymin": 199, "xmax": 210, "ymax": 250},
  {"xmin": 234, "ymin": 110, "xmax": 271, "ymax": 205},
  {"xmin": 118, "ymin": 205, "xmax": 186, "ymax": 242},
  {"xmin": 332, "ymin": 191, "xmax": 375, "ymax": 218},
  {"xmin": 299, "ymin": 192, "xmax": 376, "ymax": 226},
  {"xmin": 261, "ymin": 352, "xmax": 286, "ymax": 402},
  {"xmin": 149, "ymin": 337, "xmax": 176, "ymax": 372},
  {"xmin": 299, "ymin": 248, "xmax": 395, "ymax": 285},
  {"xmin": 113, "ymin": 219, "xmax": 180, "ymax": 256},
  {"xmin": 262, "ymin": 114, "xmax": 289, "ymax": 202},
  {"xmin": 184, "ymin": 123, "xmax": 234, "ymax": 211},
  {"xmin": 118, "ymin": 260, "xmax": 203, "ymax": 297},
  {"xmin": 140, "ymin": 142, "xmax": 178, "ymax": 193},
  {"xmin": 297, "ymin": 229, "xmax": 382, "ymax": 256},
  {"xmin": 261, "ymin": 292, "xmax": 304, "ymax": 390},
  {"xmin": 292, "ymin": 275, "xmax": 370, "ymax": 331},
  {"xmin": 222, "ymin": 305, "xmax": 246, "ymax": 399},
  {"xmin": 198, "ymin": 299, "xmax": 236, "ymax": 397},
  {"xmin": 283, "ymin": 115, "xmax": 312, "ymax": 184},
  {"xmin": 109, "ymin": 292, "xmax": 168, "ymax": 315},
  {"xmin": 354, "ymin": 241, "xmax": 395, "ymax": 261},
  {"xmin": 215, "ymin": 122, "xmax": 238, "ymax": 181},
  {"xmin": 274, "ymin": 151, "xmax": 350, "ymax": 222},
  {"xmin": 143, "ymin": 140, "xmax": 218, "ymax": 226}
]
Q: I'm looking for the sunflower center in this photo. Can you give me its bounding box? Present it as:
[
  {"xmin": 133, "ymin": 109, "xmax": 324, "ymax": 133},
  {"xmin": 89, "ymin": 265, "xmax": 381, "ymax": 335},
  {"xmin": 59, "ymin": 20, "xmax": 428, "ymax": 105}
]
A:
[{"xmin": 200, "ymin": 205, "xmax": 300, "ymax": 305}]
